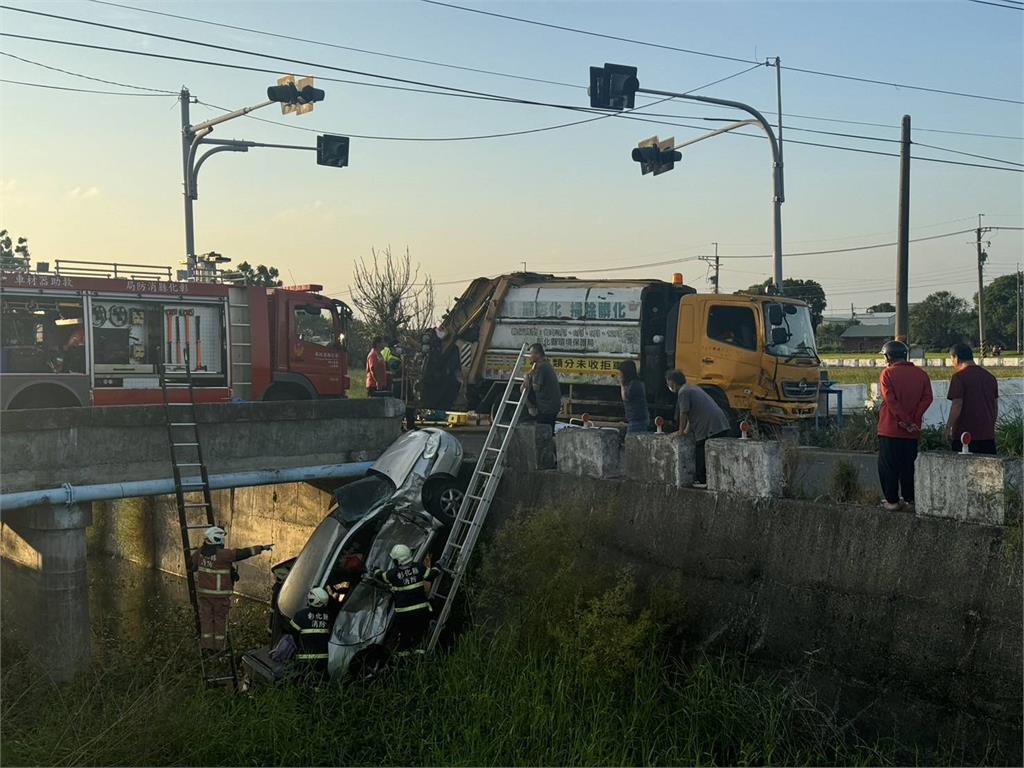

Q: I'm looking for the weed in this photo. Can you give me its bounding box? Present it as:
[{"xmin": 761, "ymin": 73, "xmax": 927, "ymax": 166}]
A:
[
  {"xmin": 829, "ymin": 460, "xmax": 861, "ymax": 503},
  {"xmin": 996, "ymin": 405, "xmax": 1023, "ymax": 457}
]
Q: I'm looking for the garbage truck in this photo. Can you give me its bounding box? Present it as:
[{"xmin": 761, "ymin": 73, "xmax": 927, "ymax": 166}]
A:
[{"xmin": 412, "ymin": 273, "xmax": 821, "ymax": 425}]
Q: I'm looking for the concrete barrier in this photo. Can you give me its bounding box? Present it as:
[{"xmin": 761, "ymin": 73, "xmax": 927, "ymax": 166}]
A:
[
  {"xmin": 554, "ymin": 426, "xmax": 622, "ymax": 479},
  {"xmin": 507, "ymin": 424, "xmax": 556, "ymax": 472},
  {"xmin": 787, "ymin": 447, "xmax": 877, "ymax": 501},
  {"xmin": 624, "ymin": 433, "xmax": 695, "ymax": 488},
  {"xmin": 706, "ymin": 438, "xmax": 784, "ymax": 499},
  {"xmin": 915, "ymin": 453, "xmax": 1023, "ymax": 525},
  {"xmin": 0, "ymin": 398, "xmax": 404, "ymax": 494}
]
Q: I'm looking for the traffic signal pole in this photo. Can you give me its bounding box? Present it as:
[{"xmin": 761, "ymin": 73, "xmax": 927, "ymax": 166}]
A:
[{"xmin": 637, "ymin": 87, "xmax": 785, "ymax": 290}]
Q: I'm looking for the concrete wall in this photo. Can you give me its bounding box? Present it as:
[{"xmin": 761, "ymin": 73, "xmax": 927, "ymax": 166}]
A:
[
  {"xmin": 490, "ymin": 471, "xmax": 1023, "ymax": 758},
  {"xmin": 787, "ymin": 447, "xmax": 878, "ymax": 501},
  {"xmin": 89, "ymin": 481, "xmax": 335, "ymax": 601},
  {"xmin": 1, "ymin": 398, "xmax": 404, "ymax": 493}
]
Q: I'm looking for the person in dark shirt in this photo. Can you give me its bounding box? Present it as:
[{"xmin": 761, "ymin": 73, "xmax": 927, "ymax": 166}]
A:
[
  {"xmin": 946, "ymin": 343, "xmax": 999, "ymax": 454},
  {"xmin": 289, "ymin": 587, "xmax": 334, "ymax": 677},
  {"xmin": 522, "ymin": 343, "xmax": 561, "ymax": 428},
  {"xmin": 373, "ymin": 544, "xmax": 439, "ymax": 653},
  {"xmin": 619, "ymin": 360, "xmax": 650, "ymax": 434}
]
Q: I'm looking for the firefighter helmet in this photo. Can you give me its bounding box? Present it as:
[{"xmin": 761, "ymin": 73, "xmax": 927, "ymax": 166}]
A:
[
  {"xmin": 203, "ymin": 526, "xmax": 226, "ymax": 545},
  {"xmin": 390, "ymin": 544, "xmax": 413, "ymax": 565},
  {"xmin": 880, "ymin": 340, "xmax": 909, "ymax": 361},
  {"xmin": 307, "ymin": 587, "xmax": 329, "ymax": 608}
]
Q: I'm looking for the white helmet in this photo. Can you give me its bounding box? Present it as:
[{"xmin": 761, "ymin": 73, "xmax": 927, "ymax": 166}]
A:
[
  {"xmin": 390, "ymin": 544, "xmax": 413, "ymax": 565},
  {"xmin": 307, "ymin": 587, "xmax": 329, "ymax": 608},
  {"xmin": 204, "ymin": 526, "xmax": 226, "ymax": 546}
]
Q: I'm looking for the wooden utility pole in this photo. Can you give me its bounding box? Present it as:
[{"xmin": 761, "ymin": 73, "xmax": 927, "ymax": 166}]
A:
[
  {"xmin": 699, "ymin": 242, "xmax": 720, "ymax": 293},
  {"xmin": 895, "ymin": 115, "xmax": 911, "ymax": 343}
]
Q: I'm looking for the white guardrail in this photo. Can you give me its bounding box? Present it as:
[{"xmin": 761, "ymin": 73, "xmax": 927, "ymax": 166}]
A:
[{"xmin": 823, "ymin": 356, "xmax": 1022, "ymax": 368}]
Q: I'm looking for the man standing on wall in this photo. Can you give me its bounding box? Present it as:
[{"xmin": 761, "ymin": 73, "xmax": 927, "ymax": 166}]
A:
[
  {"xmin": 876, "ymin": 341, "xmax": 933, "ymax": 511},
  {"xmin": 366, "ymin": 337, "xmax": 388, "ymax": 397},
  {"xmin": 521, "ymin": 343, "xmax": 561, "ymax": 430},
  {"xmin": 192, "ymin": 526, "xmax": 273, "ymax": 654},
  {"xmin": 946, "ymin": 343, "xmax": 999, "ymax": 454},
  {"xmin": 664, "ymin": 369, "xmax": 731, "ymax": 488}
]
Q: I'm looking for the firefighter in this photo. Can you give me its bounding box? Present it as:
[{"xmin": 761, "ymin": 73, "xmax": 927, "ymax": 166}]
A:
[
  {"xmin": 374, "ymin": 544, "xmax": 438, "ymax": 653},
  {"xmin": 191, "ymin": 526, "xmax": 273, "ymax": 654},
  {"xmin": 289, "ymin": 587, "xmax": 334, "ymax": 676}
]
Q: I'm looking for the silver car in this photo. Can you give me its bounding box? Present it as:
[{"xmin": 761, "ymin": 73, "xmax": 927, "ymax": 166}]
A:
[{"xmin": 242, "ymin": 428, "xmax": 464, "ymax": 683}]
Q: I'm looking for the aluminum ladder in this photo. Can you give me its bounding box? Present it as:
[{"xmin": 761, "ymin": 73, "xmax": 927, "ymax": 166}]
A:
[
  {"xmin": 426, "ymin": 343, "xmax": 530, "ymax": 652},
  {"xmin": 158, "ymin": 348, "xmax": 238, "ymax": 691}
]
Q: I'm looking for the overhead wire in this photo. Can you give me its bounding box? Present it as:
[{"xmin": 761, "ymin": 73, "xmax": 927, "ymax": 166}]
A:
[
  {"xmin": 420, "ymin": 0, "xmax": 1024, "ymax": 105},
  {"xmin": 0, "ymin": 77, "xmax": 171, "ymax": 96},
  {"xmin": 0, "ymin": 50, "xmax": 176, "ymax": 93},
  {"xmin": 61, "ymin": 0, "xmax": 1024, "ymax": 144},
  {"xmin": 966, "ymin": 0, "xmax": 1023, "ymax": 9}
]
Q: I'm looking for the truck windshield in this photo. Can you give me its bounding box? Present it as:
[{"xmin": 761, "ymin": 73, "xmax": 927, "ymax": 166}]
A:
[{"xmin": 764, "ymin": 305, "xmax": 819, "ymax": 360}]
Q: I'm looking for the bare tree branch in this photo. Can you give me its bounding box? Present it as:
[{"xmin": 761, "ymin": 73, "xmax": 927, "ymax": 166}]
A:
[{"xmin": 351, "ymin": 246, "xmax": 435, "ymax": 345}]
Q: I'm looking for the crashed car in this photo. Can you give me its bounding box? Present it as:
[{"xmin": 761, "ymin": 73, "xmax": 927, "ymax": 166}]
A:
[{"xmin": 241, "ymin": 427, "xmax": 464, "ymax": 683}]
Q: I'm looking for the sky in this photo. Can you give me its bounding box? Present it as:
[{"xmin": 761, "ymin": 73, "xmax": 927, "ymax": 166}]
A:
[{"xmin": 0, "ymin": 0, "xmax": 1021, "ymax": 315}]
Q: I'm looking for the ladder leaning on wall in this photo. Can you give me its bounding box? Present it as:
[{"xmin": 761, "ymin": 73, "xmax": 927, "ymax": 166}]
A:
[
  {"xmin": 158, "ymin": 348, "xmax": 238, "ymax": 690},
  {"xmin": 426, "ymin": 343, "xmax": 530, "ymax": 652}
]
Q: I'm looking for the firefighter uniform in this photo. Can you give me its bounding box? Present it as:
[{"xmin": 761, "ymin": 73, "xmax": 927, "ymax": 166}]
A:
[
  {"xmin": 377, "ymin": 561, "xmax": 439, "ymax": 651},
  {"xmin": 289, "ymin": 606, "xmax": 334, "ymax": 673},
  {"xmin": 191, "ymin": 543, "xmax": 267, "ymax": 651}
]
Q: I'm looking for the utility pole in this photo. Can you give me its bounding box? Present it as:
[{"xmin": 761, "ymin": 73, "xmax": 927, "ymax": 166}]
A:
[
  {"xmin": 895, "ymin": 114, "xmax": 910, "ymax": 344},
  {"xmin": 699, "ymin": 242, "xmax": 721, "ymax": 293},
  {"xmin": 976, "ymin": 213, "xmax": 987, "ymax": 352},
  {"xmin": 180, "ymin": 89, "xmax": 196, "ymax": 275},
  {"xmin": 1017, "ymin": 266, "xmax": 1022, "ymax": 353}
]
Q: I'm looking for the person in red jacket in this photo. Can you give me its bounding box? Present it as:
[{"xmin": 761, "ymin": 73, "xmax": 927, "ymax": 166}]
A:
[
  {"xmin": 876, "ymin": 340, "xmax": 933, "ymax": 510},
  {"xmin": 365, "ymin": 337, "xmax": 388, "ymax": 396}
]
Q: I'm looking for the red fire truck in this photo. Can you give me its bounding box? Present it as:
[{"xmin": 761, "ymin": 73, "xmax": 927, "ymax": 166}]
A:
[{"xmin": 0, "ymin": 261, "xmax": 352, "ymax": 409}]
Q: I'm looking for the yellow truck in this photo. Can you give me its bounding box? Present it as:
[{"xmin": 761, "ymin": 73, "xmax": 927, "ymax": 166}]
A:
[{"xmin": 415, "ymin": 273, "xmax": 820, "ymax": 426}]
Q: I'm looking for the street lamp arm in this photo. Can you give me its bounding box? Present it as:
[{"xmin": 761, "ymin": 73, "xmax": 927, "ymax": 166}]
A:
[
  {"xmin": 190, "ymin": 99, "xmax": 273, "ymax": 134},
  {"xmin": 191, "ymin": 145, "xmax": 250, "ymax": 200}
]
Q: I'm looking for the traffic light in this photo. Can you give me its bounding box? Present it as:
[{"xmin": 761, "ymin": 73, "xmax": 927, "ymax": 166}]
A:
[
  {"xmin": 588, "ymin": 63, "xmax": 639, "ymax": 110},
  {"xmin": 631, "ymin": 136, "xmax": 680, "ymax": 176},
  {"xmin": 317, "ymin": 134, "xmax": 350, "ymax": 168},
  {"xmin": 267, "ymin": 76, "xmax": 324, "ymax": 115}
]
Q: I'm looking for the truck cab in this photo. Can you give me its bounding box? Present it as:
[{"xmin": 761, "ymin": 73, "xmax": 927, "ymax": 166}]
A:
[{"xmin": 671, "ymin": 293, "xmax": 820, "ymax": 423}]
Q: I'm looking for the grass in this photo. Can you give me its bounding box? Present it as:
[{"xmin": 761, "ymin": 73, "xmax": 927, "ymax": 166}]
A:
[
  {"xmin": 347, "ymin": 365, "xmax": 367, "ymax": 399},
  {"xmin": 826, "ymin": 366, "xmax": 1022, "ymax": 384}
]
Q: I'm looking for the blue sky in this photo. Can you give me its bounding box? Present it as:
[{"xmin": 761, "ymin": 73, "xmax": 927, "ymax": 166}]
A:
[{"xmin": 0, "ymin": 0, "xmax": 1021, "ymax": 312}]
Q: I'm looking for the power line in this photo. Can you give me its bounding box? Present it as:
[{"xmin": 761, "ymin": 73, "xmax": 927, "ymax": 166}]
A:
[
  {"xmin": 1, "ymin": 31, "xmax": 1021, "ymax": 170},
  {"xmin": 420, "ymin": 0, "xmax": 1024, "ymax": 105},
  {"xmin": 65, "ymin": 0, "xmax": 1023, "ymax": 144},
  {"xmin": 967, "ymin": 0, "xmax": 1023, "ymax": 10},
  {"xmin": 0, "ymin": 50, "xmax": 176, "ymax": 93},
  {"xmin": 0, "ymin": 77, "xmax": 170, "ymax": 96}
]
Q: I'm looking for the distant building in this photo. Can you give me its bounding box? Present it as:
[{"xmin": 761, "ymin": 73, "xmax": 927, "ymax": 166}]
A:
[{"xmin": 839, "ymin": 320, "xmax": 895, "ymax": 352}]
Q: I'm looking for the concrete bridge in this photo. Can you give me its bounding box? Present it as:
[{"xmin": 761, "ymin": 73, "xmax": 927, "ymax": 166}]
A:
[{"xmin": 0, "ymin": 398, "xmax": 404, "ymax": 680}]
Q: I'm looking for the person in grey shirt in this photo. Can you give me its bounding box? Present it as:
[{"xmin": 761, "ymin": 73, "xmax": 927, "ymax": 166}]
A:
[
  {"xmin": 522, "ymin": 343, "xmax": 561, "ymax": 428},
  {"xmin": 664, "ymin": 369, "xmax": 731, "ymax": 487}
]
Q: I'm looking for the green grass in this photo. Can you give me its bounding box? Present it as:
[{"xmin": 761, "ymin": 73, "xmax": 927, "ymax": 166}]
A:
[
  {"xmin": 826, "ymin": 366, "xmax": 1021, "ymax": 384},
  {"xmin": 347, "ymin": 365, "xmax": 367, "ymax": 399}
]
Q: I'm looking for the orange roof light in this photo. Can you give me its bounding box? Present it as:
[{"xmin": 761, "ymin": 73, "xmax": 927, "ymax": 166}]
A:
[
  {"xmin": 282, "ymin": 284, "xmax": 323, "ymax": 292},
  {"xmin": 672, "ymin": 272, "xmax": 683, "ymax": 285}
]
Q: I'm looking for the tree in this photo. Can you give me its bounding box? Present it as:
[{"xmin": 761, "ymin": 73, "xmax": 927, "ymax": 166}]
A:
[
  {"xmin": 910, "ymin": 291, "xmax": 972, "ymax": 349},
  {"xmin": 0, "ymin": 230, "xmax": 30, "ymax": 272},
  {"xmin": 974, "ymin": 273, "xmax": 1021, "ymax": 348},
  {"xmin": 867, "ymin": 302, "xmax": 895, "ymax": 313},
  {"xmin": 816, "ymin": 319, "xmax": 858, "ymax": 352},
  {"xmin": 351, "ymin": 246, "xmax": 435, "ymax": 345},
  {"xmin": 745, "ymin": 278, "xmax": 827, "ymax": 328},
  {"xmin": 235, "ymin": 261, "xmax": 282, "ymax": 286}
]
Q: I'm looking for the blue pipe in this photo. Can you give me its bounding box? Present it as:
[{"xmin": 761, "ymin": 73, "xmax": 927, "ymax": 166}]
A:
[{"xmin": 0, "ymin": 462, "xmax": 373, "ymax": 512}]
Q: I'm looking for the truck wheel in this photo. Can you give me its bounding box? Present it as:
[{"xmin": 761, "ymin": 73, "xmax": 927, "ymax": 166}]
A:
[{"xmin": 703, "ymin": 387, "xmax": 740, "ymax": 437}]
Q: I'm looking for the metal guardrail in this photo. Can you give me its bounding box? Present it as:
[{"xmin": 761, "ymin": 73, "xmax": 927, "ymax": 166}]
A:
[{"xmin": 53, "ymin": 259, "xmax": 173, "ymax": 281}]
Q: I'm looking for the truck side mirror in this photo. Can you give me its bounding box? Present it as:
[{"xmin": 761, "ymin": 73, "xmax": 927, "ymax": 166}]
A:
[
  {"xmin": 767, "ymin": 303, "xmax": 784, "ymax": 326},
  {"xmin": 771, "ymin": 326, "xmax": 790, "ymax": 346}
]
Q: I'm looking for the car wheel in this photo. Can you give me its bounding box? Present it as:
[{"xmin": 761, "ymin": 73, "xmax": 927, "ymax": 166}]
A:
[{"xmin": 425, "ymin": 478, "xmax": 464, "ymax": 524}]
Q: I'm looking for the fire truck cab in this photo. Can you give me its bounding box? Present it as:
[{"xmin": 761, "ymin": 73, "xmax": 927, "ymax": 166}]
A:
[{"xmin": 0, "ymin": 261, "xmax": 352, "ymax": 409}]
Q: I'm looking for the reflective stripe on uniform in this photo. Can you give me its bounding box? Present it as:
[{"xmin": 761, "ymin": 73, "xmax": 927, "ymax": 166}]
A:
[
  {"xmin": 296, "ymin": 652, "xmax": 329, "ymax": 660},
  {"xmin": 299, "ymin": 628, "xmax": 330, "ymax": 634},
  {"xmin": 391, "ymin": 580, "xmax": 427, "ymax": 592},
  {"xmin": 394, "ymin": 602, "xmax": 430, "ymax": 613},
  {"xmin": 198, "ymin": 567, "xmax": 231, "ymax": 575},
  {"xmin": 197, "ymin": 587, "xmax": 233, "ymax": 596}
]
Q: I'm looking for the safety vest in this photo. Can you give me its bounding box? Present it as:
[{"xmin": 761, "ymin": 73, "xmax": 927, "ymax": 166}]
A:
[
  {"xmin": 290, "ymin": 607, "xmax": 333, "ymax": 660},
  {"xmin": 192, "ymin": 547, "xmax": 238, "ymax": 597},
  {"xmin": 381, "ymin": 563, "xmax": 439, "ymax": 613}
]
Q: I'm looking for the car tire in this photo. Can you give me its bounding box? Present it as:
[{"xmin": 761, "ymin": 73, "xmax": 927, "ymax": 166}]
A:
[{"xmin": 424, "ymin": 478, "xmax": 464, "ymax": 525}]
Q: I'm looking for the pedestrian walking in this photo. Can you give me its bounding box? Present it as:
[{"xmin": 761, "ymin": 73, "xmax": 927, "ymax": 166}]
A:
[
  {"xmin": 664, "ymin": 369, "xmax": 730, "ymax": 488},
  {"xmin": 521, "ymin": 343, "xmax": 561, "ymax": 429},
  {"xmin": 366, "ymin": 337, "xmax": 388, "ymax": 396},
  {"xmin": 876, "ymin": 341, "xmax": 933, "ymax": 510},
  {"xmin": 946, "ymin": 343, "xmax": 999, "ymax": 454},
  {"xmin": 191, "ymin": 526, "xmax": 273, "ymax": 653},
  {"xmin": 373, "ymin": 544, "xmax": 438, "ymax": 654},
  {"xmin": 618, "ymin": 360, "xmax": 650, "ymax": 434}
]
